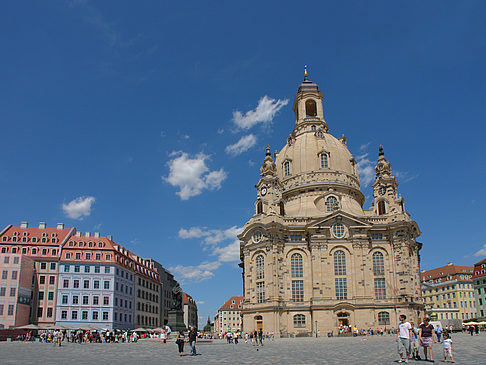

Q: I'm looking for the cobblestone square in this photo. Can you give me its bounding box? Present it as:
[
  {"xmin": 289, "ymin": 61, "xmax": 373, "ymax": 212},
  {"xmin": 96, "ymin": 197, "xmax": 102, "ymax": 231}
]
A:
[{"xmin": 1, "ymin": 333, "xmax": 485, "ymax": 364}]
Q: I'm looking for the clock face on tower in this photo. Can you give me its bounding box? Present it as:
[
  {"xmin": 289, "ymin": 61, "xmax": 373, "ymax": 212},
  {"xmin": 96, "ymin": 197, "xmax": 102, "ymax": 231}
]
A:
[
  {"xmin": 261, "ymin": 187, "xmax": 267, "ymax": 196},
  {"xmin": 379, "ymin": 186, "xmax": 386, "ymax": 195}
]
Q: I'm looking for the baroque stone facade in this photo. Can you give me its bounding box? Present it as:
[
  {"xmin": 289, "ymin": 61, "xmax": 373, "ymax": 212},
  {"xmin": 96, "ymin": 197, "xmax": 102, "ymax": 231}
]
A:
[{"xmin": 238, "ymin": 72, "xmax": 424, "ymax": 337}]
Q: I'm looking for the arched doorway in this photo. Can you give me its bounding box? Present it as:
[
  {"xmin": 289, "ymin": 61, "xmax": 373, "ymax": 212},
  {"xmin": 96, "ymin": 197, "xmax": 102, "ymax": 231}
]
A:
[
  {"xmin": 255, "ymin": 315, "xmax": 263, "ymax": 331},
  {"xmin": 337, "ymin": 312, "xmax": 349, "ymax": 326}
]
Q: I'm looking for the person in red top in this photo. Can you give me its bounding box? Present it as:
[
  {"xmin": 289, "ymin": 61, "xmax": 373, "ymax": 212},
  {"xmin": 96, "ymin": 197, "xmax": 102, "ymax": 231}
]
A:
[{"xmin": 419, "ymin": 317, "xmax": 437, "ymax": 362}]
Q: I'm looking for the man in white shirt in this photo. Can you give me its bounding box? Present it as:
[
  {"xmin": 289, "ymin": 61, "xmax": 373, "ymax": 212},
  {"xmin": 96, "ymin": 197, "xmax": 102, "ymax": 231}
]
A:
[{"xmin": 396, "ymin": 314, "xmax": 413, "ymax": 363}]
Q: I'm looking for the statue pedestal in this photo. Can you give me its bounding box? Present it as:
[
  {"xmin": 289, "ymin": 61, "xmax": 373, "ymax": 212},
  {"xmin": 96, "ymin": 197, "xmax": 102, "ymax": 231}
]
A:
[{"xmin": 168, "ymin": 309, "xmax": 186, "ymax": 333}]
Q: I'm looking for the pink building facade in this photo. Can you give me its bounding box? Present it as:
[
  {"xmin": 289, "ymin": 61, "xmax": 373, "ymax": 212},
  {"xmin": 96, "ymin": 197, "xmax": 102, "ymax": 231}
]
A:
[{"xmin": 0, "ymin": 254, "xmax": 34, "ymax": 328}]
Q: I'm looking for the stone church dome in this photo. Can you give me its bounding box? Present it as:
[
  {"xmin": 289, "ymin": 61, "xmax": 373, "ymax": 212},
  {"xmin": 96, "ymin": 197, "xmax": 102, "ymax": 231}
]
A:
[{"xmin": 272, "ymin": 72, "xmax": 364, "ymax": 217}]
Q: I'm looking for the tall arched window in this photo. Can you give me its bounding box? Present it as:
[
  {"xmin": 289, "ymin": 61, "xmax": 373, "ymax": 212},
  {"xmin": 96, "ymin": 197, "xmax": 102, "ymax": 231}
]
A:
[
  {"xmin": 256, "ymin": 255, "xmax": 264, "ymax": 280},
  {"xmin": 325, "ymin": 196, "xmax": 339, "ymax": 212},
  {"xmin": 291, "ymin": 253, "xmax": 304, "ymax": 302},
  {"xmin": 372, "ymin": 252, "xmax": 384, "ymax": 276},
  {"xmin": 305, "ymin": 99, "xmax": 317, "ymax": 117},
  {"xmin": 279, "ymin": 201, "xmax": 285, "ymax": 216},
  {"xmin": 284, "ymin": 161, "xmax": 290, "ymax": 177},
  {"xmin": 334, "ymin": 250, "xmax": 347, "ymax": 300},
  {"xmin": 334, "ymin": 251, "xmax": 346, "ymax": 276},
  {"xmin": 320, "ymin": 153, "xmax": 329, "ymax": 168},
  {"xmin": 291, "ymin": 253, "xmax": 303, "ymax": 278},
  {"xmin": 373, "ymin": 252, "xmax": 386, "ymax": 299},
  {"xmin": 378, "ymin": 201, "xmax": 386, "ymax": 215}
]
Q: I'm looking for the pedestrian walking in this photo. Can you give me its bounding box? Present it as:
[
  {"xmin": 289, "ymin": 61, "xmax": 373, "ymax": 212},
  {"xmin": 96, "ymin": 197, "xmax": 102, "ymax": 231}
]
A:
[
  {"xmin": 396, "ymin": 314, "xmax": 412, "ymax": 363},
  {"xmin": 258, "ymin": 328, "xmax": 264, "ymax": 346},
  {"xmin": 161, "ymin": 328, "xmax": 166, "ymax": 344},
  {"xmin": 188, "ymin": 326, "xmax": 197, "ymax": 356},
  {"xmin": 442, "ymin": 333, "xmax": 454, "ymax": 363},
  {"xmin": 410, "ymin": 322, "xmax": 421, "ymax": 361},
  {"xmin": 419, "ymin": 317, "xmax": 437, "ymax": 362},
  {"xmin": 176, "ymin": 330, "xmax": 185, "ymax": 357},
  {"xmin": 434, "ymin": 325, "xmax": 442, "ymax": 342}
]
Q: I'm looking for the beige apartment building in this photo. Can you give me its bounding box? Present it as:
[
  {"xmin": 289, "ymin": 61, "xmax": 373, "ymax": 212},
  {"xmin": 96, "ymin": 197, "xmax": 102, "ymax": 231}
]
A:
[
  {"xmin": 215, "ymin": 296, "xmax": 243, "ymax": 334},
  {"xmin": 421, "ymin": 263, "xmax": 475, "ymax": 326},
  {"xmin": 238, "ymin": 71, "xmax": 424, "ymax": 337}
]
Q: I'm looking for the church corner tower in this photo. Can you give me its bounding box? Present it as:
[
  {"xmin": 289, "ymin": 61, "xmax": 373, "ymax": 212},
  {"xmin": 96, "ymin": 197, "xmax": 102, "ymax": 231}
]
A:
[{"xmin": 238, "ymin": 69, "xmax": 424, "ymax": 337}]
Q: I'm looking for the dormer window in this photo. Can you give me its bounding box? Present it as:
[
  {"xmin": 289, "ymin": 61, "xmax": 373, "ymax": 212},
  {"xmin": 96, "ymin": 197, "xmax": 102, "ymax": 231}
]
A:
[
  {"xmin": 320, "ymin": 153, "xmax": 329, "ymax": 168},
  {"xmin": 32, "ymin": 237, "xmax": 37, "ymax": 243},
  {"xmin": 2, "ymin": 236, "xmax": 7, "ymax": 242},
  {"xmin": 284, "ymin": 161, "xmax": 291, "ymax": 176},
  {"xmin": 325, "ymin": 196, "xmax": 339, "ymax": 212}
]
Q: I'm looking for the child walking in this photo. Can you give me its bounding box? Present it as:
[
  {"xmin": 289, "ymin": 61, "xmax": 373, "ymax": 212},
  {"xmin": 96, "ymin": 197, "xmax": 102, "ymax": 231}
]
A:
[{"xmin": 442, "ymin": 333, "xmax": 454, "ymax": 363}]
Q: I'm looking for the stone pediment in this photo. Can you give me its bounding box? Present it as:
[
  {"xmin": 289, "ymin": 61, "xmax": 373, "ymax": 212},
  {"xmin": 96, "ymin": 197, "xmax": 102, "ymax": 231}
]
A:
[{"xmin": 306, "ymin": 211, "xmax": 372, "ymax": 229}]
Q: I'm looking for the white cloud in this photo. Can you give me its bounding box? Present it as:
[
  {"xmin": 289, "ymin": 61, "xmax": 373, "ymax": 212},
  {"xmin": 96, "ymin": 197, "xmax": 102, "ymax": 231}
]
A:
[
  {"xmin": 395, "ymin": 170, "xmax": 419, "ymax": 183},
  {"xmin": 169, "ymin": 261, "xmax": 221, "ymax": 283},
  {"xmin": 196, "ymin": 301, "xmax": 205, "ymax": 305},
  {"xmin": 474, "ymin": 243, "xmax": 486, "ymax": 257},
  {"xmin": 225, "ymin": 134, "xmax": 257, "ymax": 156},
  {"xmin": 163, "ymin": 152, "xmax": 227, "ymax": 200},
  {"xmin": 356, "ymin": 153, "xmax": 375, "ymax": 187},
  {"xmin": 62, "ymin": 196, "xmax": 95, "ymax": 220},
  {"xmin": 233, "ymin": 95, "xmax": 289, "ymax": 129},
  {"xmin": 178, "ymin": 226, "xmax": 242, "ymax": 245},
  {"xmin": 360, "ymin": 142, "xmax": 371, "ymax": 151},
  {"xmin": 174, "ymin": 226, "xmax": 243, "ymax": 282},
  {"xmin": 213, "ymin": 240, "xmax": 240, "ymax": 262}
]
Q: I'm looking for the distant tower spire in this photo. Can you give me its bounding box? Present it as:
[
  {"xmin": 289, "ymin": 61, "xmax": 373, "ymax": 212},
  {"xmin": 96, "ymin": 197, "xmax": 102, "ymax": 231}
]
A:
[
  {"xmin": 265, "ymin": 144, "xmax": 271, "ymax": 156},
  {"xmin": 304, "ymin": 65, "xmax": 309, "ymax": 81}
]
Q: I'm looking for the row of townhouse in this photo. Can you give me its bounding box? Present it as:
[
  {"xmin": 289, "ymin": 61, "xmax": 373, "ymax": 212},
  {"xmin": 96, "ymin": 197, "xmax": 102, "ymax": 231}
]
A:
[
  {"xmin": 0, "ymin": 221, "xmax": 186, "ymax": 330},
  {"xmin": 420, "ymin": 260, "xmax": 486, "ymax": 327}
]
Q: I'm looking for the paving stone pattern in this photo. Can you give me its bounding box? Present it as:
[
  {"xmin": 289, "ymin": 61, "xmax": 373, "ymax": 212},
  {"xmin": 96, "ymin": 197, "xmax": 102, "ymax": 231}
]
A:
[{"xmin": 1, "ymin": 333, "xmax": 485, "ymax": 364}]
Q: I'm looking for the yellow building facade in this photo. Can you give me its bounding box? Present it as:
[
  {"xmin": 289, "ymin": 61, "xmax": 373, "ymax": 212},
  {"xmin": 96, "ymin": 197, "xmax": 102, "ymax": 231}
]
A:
[{"xmin": 421, "ymin": 263, "xmax": 475, "ymax": 325}]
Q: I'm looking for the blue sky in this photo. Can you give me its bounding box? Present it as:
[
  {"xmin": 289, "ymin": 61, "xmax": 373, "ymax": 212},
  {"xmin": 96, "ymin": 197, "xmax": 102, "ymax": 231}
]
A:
[{"xmin": 1, "ymin": 1, "xmax": 485, "ymax": 326}]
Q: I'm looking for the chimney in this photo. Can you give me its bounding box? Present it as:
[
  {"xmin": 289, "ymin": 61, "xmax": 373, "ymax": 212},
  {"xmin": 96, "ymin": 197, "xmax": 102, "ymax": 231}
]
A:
[
  {"xmin": 107, "ymin": 235, "xmax": 113, "ymax": 241},
  {"xmin": 85, "ymin": 232, "xmax": 90, "ymax": 238},
  {"xmin": 57, "ymin": 223, "xmax": 64, "ymax": 230},
  {"xmin": 20, "ymin": 222, "xmax": 28, "ymax": 229},
  {"xmin": 94, "ymin": 232, "xmax": 100, "ymax": 238},
  {"xmin": 75, "ymin": 231, "xmax": 81, "ymax": 237},
  {"xmin": 39, "ymin": 222, "xmax": 46, "ymax": 229}
]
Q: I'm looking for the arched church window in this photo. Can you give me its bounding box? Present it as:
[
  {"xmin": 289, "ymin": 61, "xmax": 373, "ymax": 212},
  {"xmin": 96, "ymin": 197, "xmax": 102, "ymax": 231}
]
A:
[
  {"xmin": 325, "ymin": 196, "xmax": 339, "ymax": 212},
  {"xmin": 256, "ymin": 255, "xmax": 265, "ymax": 280},
  {"xmin": 334, "ymin": 250, "xmax": 346, "ymax": 275},
  {"xmin": 378, "ymin": 201, "xmax": 386, "ymax": 215},
  {"xmin": 257, "ymin": 201, "xmax": 263, "ymax": 214},
  {"xmin": 291, "ymin": 253, "xmax": 303, "ymax": 278},
  {"xmin": 293, "ymin": 314, "xmax": 305, "ymax": 328},
  {"xmin": 311, "ymin": 125, "xmax": 316, "ymax": 131},
  {"xmin": 373, "ymin": 252, "xmax": 385, "ymax": 276},
  {"xmin": 279, "ymin": 201, "xmax": 285, "ymax": 216},
  {"xmin": 320, "ymin": 153, "xmax": 329, "ymax": 168},
  {"xmin": 284, "ymin": 161, "xmax": 290, "ymax": 177},
  {"xmin": 305, "ymin": 99, "xmax": 317, "ymax": 117},
  {"xmin": 378, "ymin": 311, "xmax": 390, "ymax": 325}
]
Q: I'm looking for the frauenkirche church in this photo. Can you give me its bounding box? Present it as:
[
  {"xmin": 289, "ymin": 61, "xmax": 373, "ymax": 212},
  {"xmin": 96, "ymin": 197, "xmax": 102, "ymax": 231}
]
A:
[{"xmin": 238, "ymin": 70, "xmax": 424, "ymax": 337}]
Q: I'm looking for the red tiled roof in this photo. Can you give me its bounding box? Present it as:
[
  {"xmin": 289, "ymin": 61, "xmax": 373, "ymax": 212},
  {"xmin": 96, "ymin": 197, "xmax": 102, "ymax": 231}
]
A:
[
  {"xmin": 183, "ymin": 292, "xmax": 194, "ymax": 304},
  {"xmin": 473, "ymin": 258, "xmax": 486, "ymax": 279},
  {"xmin": 219, "ymin": 296, "xmax": 244, "ymax": 311},
  {"xmin": 421, "ymin": 263, "xmax": 473, "ymax": 282},
  {"xmin": 0, "ymin": 225, "xmax": 73, "ymax": 245}
]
